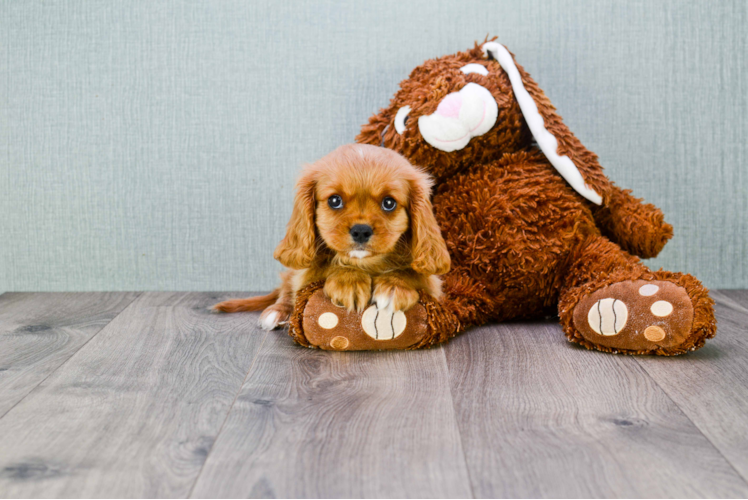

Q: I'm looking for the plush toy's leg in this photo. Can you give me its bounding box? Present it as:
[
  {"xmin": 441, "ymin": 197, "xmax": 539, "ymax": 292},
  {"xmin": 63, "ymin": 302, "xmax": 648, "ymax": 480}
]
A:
[
  {"xmin": 286, "ymin": 281, "xmax": 459, "ymax": 350},
  {"xmin": 558, "ymin": 235, "xmax": 716, "ymax": 355},
  {"xmin": 285, "ymin": 268, "xmax": 504, "ymax": 351}
]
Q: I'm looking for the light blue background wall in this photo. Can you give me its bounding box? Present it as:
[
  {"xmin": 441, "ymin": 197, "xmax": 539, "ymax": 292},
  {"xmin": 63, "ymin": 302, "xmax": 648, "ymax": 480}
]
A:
[{"xmin": 1, "ymin": 0, "xmax": 746, "ymax": 291}]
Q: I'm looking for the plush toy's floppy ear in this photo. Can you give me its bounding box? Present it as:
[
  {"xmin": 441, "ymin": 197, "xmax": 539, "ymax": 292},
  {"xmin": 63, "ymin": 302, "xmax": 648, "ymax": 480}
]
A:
[
  {"xmin": 273, "ymin": 168, "xmax": 318, "ymax": 269},
  {"xmin": 409, "ymin": 172, "xmax": 451, "ymax": 276},
  {"xmin": 482, "ymin": 42, "xmax": 613, "ymax": 205}
]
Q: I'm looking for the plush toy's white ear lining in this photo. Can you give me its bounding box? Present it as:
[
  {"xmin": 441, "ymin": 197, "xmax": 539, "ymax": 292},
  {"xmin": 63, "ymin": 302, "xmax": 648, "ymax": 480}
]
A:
[{"xmin": 482, "ymin": 42, "xmax": 603, "ymax": 205}]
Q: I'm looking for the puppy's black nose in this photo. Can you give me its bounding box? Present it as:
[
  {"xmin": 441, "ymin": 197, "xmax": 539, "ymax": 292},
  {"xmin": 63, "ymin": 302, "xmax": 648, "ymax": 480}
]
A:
[{"xmin": 350, "ymin": 224, "xmax": 373, "ymax": 244}]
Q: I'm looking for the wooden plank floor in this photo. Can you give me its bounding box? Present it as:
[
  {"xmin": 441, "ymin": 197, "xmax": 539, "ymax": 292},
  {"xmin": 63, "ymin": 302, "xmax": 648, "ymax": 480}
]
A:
[{"xmin": 0, "ymin": 291, "xmax": 747, "ymax": 498}]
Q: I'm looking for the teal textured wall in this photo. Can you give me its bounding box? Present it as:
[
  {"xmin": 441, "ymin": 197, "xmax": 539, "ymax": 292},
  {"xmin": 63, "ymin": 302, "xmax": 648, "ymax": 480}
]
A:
[{"xmin": 1, "ymin": 0, "xmax": 745, "ymax": 291}]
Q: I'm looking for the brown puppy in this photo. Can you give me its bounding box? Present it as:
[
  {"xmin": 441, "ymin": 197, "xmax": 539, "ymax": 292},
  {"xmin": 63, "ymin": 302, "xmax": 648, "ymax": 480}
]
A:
[{"xmin": 212, "ymin": 144, "xmax": 450, "ymax": 330}]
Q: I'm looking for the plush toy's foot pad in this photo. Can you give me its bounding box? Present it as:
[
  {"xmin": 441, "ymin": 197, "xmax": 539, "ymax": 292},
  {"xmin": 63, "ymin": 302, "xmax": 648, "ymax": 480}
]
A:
[
  {"xmin": 573, "ymin": 280, "xmax": 694, "ymax": 352},
  {"xmin": 300, "ymin": 289, "xmax": 431, "ymax": 350}
]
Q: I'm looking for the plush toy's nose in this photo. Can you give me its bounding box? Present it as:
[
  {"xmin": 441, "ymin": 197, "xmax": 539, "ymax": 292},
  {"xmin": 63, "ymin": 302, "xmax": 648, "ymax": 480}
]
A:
[
  {"xmin": 436, "ymin": 93, "xmax": 463, "ymax": 119},
  {"xmin": 418, "ymin": 83, "xmax": 498, "ymax": 153},
  {"xmin": 350, "ymin": 224, "xmax": 373, "ymax": 244}
]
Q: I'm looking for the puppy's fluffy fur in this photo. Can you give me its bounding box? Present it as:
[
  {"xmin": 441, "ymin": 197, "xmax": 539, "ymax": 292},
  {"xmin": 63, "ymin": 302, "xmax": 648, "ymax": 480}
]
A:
[{"xmin": 213, "ymin": 144, "xmax": 450, "ymax": 330}]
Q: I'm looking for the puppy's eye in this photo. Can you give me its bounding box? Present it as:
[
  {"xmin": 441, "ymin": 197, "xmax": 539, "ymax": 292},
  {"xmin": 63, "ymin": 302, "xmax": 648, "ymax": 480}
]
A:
[
  {"xmin": 381, "ymin": 197, "xmax": 397, "ymax": 212},
  {"xmin": 394, "ymin": 106, "xmax": 411, "ymax": 134},
  {"xmin": 328, "ymin": 195, "xmax": 344, "ymax": 210}
]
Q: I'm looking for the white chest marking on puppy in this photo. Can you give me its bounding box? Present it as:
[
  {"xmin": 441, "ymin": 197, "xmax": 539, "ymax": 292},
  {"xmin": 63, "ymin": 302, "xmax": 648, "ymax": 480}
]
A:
[
  {"xmin": 482, "ymin": 42, "xmax": 603, "ymax": 205},
  {"xmin": 348, "ymin": 250, "xmax": 371, "ymax": 259}
]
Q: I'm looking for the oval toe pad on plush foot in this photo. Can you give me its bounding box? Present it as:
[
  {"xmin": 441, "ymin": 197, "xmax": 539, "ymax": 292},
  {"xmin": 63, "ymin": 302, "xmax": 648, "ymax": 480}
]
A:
[
  {"xmin": 573, "ymin": 280, "xmax": 694, "ymax": 352},
  {"xmin": 301, "ymin": 290, "xmax": 430, "ymax": 350}
]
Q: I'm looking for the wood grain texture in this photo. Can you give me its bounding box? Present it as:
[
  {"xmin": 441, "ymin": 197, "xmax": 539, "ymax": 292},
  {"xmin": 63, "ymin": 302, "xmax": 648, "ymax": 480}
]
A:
[
  {"xmin": 444, "ymin": 319, "xmax": 748, "ymax": 498},
  {"xmin": 0, "ymin": 292, "xmax": 267, "ymax": 498},
  {"xmin": 190, "ymin": 332, "xmax": 472, "ymax": 498},
  {"xmin": 0, "ymin": 292, "xmax": 139, "ymax": 416},
  {"xmin": 2, "ymin": 292, "xmax": 748, "ymax": 498},
  {"xmin": 633, "ymin": 290, "xmax": 748, "ymax": 484}
]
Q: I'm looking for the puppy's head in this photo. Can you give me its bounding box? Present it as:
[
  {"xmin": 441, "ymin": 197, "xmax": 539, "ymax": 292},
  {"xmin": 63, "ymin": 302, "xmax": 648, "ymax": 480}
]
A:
[{"xmin": 274, "ymin": 144, "xmax": 450, "ymax": 275}]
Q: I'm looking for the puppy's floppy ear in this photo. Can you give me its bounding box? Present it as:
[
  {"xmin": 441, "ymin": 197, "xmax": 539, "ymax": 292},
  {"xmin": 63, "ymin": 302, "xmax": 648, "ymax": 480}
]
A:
[
  {"xmin": 482, "ymin": 42, "xmax": 614, "ymax": 205},
  {"xmin": 273, "ymin": 167, "xmax": 317, "ymax": 269},
  {"xmin": 408, "ymin": 170, "xmax": 451, "ymax": 276}
]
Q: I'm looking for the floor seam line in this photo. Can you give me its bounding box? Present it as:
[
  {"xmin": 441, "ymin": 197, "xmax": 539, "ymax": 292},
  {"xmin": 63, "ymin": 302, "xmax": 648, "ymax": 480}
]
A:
[
  {"xmin": 442, "ymin": 344, "xmax": 477, "ymax": 499},
  {"xmin": 186, "ymin": 326, "xmax": 271, "ymax": 499},
  {"xmin": 633, "ymin": 356, "xmax": 748, "ymax": 489},
  {"xmin": 713, "ymin": 290, "xmax": 748, "ymax": 315},
  {"xmin": 0, "ymin": 292, "xmax": 143, "ymax": 421}
]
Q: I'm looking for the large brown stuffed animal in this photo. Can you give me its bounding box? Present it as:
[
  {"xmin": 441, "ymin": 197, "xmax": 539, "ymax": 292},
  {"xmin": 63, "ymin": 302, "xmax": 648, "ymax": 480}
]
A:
[{"xmin": 289, "ymin": 39, "xmax": 716, "ymax": 355}]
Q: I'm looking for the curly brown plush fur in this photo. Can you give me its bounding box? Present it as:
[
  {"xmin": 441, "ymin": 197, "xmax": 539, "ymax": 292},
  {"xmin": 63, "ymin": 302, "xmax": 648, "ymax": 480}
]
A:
[{"xmin": 291, "ymin": 37, "xmax": 716, "ymax": 355}]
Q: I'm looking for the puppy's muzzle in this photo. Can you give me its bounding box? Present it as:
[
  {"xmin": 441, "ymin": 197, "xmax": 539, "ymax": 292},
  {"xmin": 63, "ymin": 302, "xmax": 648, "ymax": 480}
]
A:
[{"xmin": 350, "ymin": 224, "xmax": 373, "ymax": 244}]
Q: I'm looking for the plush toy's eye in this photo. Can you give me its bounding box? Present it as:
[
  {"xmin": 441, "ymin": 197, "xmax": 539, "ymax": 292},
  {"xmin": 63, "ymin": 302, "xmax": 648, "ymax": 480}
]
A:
[
  {"xmin": 460, "ymin": 63, "xmax": 489, "ymax": 76},
  {"xmin": 381, "ymin": 197, "xmax": 397, "ymax": 212},
  {"xmin": 328, "ymin": 195, "xmax": 344, "ymax": 209},
  {"xmin": 394, "ymin": 106, "xmax": 411, "ymax": 134}
]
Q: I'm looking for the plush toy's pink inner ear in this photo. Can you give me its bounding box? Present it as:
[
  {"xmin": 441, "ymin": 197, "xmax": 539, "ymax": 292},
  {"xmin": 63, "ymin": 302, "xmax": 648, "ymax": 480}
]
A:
[{"xmin": 482, "ymin": 42, "xmax": 602, "ymax": 205}]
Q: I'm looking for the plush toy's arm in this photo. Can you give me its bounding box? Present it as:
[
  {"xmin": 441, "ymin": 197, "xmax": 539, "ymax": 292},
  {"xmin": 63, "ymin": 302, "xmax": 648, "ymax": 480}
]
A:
[
  {"xmin": 591, "ymin": 185, "xmax": 673, "ymax": 259},
  {"xmin": 508, "ymin": 55, "xmax": 672, "ymax": 258}
]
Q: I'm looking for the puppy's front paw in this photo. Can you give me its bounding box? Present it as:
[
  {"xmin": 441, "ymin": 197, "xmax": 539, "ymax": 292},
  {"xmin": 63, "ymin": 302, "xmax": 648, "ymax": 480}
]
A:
[
  {"xmin": 324, "ymin": 273, "xmax": 372, "ymax": 313},
  {"xmin": 372, "ymin": 279, "xmax": 420, "ymax": 312}
]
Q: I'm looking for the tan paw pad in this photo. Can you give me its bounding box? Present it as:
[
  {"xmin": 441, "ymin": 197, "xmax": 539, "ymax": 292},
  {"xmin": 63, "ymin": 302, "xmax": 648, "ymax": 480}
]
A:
[
  {"xmin": 644, "ymin": 326, "xmax": 666, "ymax": 342},
  {"xmin": 330, "ymin": 336, "xmax": 349, "ymax": 349}
]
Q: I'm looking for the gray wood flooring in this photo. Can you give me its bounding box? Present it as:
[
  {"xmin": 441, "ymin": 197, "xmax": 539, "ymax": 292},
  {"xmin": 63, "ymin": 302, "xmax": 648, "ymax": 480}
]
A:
[{"xmin": 0, "ymin": 291, "xmax": 747, "ymax": 498}]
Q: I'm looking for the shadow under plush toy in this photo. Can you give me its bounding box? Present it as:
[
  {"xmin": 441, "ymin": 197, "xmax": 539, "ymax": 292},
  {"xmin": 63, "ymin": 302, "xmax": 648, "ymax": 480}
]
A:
[{"xmin": 231, "ymin": 38, "xmax": 717, "ymax": 355}]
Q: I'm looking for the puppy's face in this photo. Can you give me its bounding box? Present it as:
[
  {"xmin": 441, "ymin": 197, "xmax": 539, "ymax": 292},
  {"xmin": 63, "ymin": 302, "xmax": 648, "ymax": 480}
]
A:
[
  {"xmin": 274, "ymin": 144, "xmax": 450, "ymax": 276},
  {"xmin": 314, "ymin": 163, "xmax": 410, "ymax": 260}
]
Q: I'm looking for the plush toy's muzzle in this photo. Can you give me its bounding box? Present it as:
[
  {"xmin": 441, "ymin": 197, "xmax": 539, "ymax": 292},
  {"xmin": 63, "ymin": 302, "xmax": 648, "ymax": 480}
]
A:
[{"xmin": 417, "ymin": 82, "xmax": 498, "ymax": 153}]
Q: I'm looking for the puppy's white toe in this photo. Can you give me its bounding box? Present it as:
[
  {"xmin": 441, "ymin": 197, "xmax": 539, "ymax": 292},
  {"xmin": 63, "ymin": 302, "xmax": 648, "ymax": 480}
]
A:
[
  {"xmin": 259, "ymin": 311, "xmax": 280, "ymax": 331},
  {"xmin": 373, "ymin": 292, "xmax": 392, "ymax": 310}
]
